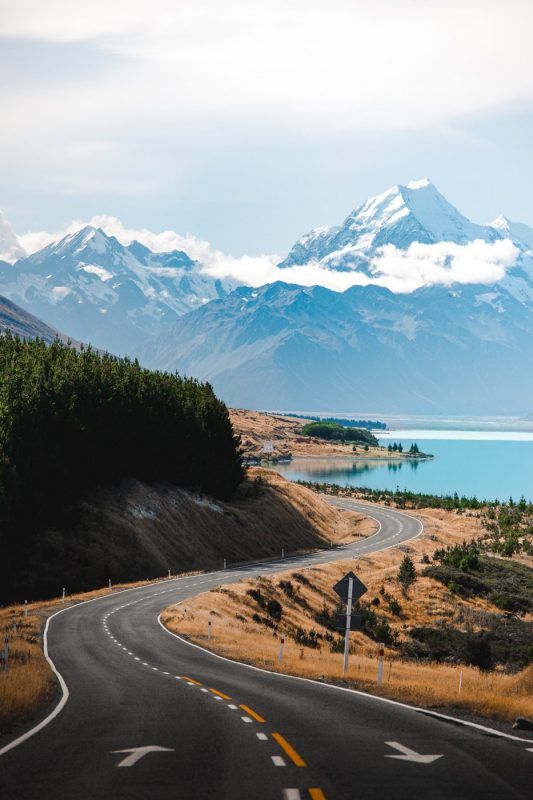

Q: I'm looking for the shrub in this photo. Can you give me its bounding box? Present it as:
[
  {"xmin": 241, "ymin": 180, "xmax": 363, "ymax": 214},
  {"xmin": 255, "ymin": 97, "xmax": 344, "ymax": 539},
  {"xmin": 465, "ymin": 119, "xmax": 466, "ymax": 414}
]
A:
[
  {"xmin": 294, "ymin": 627, "xmax": 321, "ymax": 649},
  {"xmin": 266, "ymin": 599, "xmax": 282, "ymax": 622},
  {"xmin": 388, "ymin": 597, "xmax": 403, "ymax": 616},
  {"xmin": 398, "ymin": 555, "xmax": 417, "ymax": 591}
]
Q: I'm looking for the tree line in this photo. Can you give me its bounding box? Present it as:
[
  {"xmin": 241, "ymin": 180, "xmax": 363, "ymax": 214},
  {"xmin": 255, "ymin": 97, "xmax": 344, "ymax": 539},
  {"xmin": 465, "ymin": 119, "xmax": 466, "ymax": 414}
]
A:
[{"xmin": 0, "ymin": 335, "xmax": 243, "ymax": 600}]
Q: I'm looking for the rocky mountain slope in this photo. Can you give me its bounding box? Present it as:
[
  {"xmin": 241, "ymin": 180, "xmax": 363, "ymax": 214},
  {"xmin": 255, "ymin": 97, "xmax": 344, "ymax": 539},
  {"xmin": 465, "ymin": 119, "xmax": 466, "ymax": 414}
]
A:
[
  {"xmin": 0, "ymin": 289, "xmax": 73, "ymax": 344},
  {"xmin": 139, "ymin": 279, "xmax": 533, "ymax": 414},
  {"xmin": 0, "ymin": 226, "xmax": 232, "ymax": 354}
]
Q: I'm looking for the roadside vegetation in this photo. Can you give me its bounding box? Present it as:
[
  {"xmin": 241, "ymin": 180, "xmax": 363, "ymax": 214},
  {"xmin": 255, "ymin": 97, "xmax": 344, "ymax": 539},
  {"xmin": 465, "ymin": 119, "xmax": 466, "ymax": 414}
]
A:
[
  {"xmin": 164, "ymin": 510, "xmax": 532, "ymax": 726},
  {"xmin": 299, "ymin": 482, "xmax": 533, "ymax": 558},
  {"xmin": 0, "ymin": 334, "xmax": 243, "ymax": 602}
]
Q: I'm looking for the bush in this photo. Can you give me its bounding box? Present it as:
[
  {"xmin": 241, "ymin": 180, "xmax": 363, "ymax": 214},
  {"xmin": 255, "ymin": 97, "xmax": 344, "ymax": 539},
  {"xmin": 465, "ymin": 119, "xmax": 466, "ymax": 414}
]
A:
[
  {"xmin": 398, "ymin": 555, "xmax": 417, "ymax": 591},
  {"xmin": 266, "ymin": 599, "xmax": 282, "ymax": 622},
  {"xmin": 388, "ymin": 597, "xmax": 403, "ymax": 616},
  {"xmin": 294, "ymin": 627, "xmax": 321, "ymax": 649}
]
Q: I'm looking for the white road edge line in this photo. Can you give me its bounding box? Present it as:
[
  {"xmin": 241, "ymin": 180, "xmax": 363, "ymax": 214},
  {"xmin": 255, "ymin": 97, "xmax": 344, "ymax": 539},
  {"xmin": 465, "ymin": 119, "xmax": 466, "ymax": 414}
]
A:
[
  {"xmin": 0, "ymin": 502, "xmax": 431, "ymax": 760},
  {"xmin": 0, "ymin": 575, "xmax": 181, "ymax": 758},
  {"xmin": 157, "ymin": 608, "xmax": 532, "ymax": 744},
  {"xmin": 154, "ymin": 498, "xmax": 532, "ymax": 748}
]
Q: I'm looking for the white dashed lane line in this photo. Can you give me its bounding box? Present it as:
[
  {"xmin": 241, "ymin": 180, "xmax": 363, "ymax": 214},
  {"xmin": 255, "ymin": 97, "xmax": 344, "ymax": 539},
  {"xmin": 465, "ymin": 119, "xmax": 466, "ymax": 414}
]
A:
[{"xmin": 101, "ymin": 598, "xmax": 304, "ymax": 781}]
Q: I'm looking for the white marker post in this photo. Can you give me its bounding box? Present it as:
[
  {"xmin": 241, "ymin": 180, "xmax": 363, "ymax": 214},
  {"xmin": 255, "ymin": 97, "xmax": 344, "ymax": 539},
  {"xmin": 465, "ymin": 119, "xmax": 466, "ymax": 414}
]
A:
[
  {"xmin": 223, "ymin": 559, "xmax": 227, "ymax": 570},
  {"xmin": 278, "ymin": 635, "xmax": 285, "ymax": 664},
  {"xmin": 343, "ymin": 575, "xmax": 354, "ymax": 674},
  {"xmin": 459, "ymin": 670, "xmax": 463, "ymax": 693},
  {"xmin": 377, "ymin": 646, "xmax": 384, "ymax": 685},
  {"xmin": 108, "ymin": 578, "xmax": 112, "ymax": 590},
  {"xmin": 62, "ymin": 587, "xmax": 65, "ymax": 603},
  {"xmin": 168, "ymin": 569, "xmax": 171, "ymax": 578},
  {"xmin": 281, "ymin": 548, "xmax": 285, "ymax": 559},
  {"xmin": 24, "ymin": 600, "xmax": 28, "ymax": 617},
  {"xmin": 207, "ymin": 620, "xmax": 212, "ymax": 640}
]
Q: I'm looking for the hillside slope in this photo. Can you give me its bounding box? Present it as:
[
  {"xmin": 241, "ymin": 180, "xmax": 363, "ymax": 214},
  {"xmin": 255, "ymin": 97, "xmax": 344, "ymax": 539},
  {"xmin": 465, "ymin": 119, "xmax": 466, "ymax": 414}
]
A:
[
  {"xmin": 16, "ymin": 469, "xmax": 368, "ymax": 600},
  {"xmin": 0, "ymin": 291, "xmax": 74, "ymax": 344}
]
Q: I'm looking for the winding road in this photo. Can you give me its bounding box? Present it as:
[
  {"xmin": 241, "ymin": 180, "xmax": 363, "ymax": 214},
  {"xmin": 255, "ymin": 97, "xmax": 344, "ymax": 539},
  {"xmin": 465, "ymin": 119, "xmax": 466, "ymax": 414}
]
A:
[{"xmin": 1, "ymin": 500, "xmax": 531, "ymax": 799}]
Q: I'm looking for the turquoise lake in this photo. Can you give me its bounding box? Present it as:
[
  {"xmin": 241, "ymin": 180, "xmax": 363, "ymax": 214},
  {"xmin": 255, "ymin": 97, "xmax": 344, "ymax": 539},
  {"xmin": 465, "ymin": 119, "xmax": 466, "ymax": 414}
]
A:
[{"xmin": 274, "ymin": 432, "xmax": 533, "ymax": 502}]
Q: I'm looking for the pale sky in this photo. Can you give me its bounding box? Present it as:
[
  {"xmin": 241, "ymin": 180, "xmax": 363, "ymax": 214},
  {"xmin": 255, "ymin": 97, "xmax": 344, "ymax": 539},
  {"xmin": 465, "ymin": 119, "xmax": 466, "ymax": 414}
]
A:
[{"xmin": 2, "ymin": 0, "xmax": 533, "ymax": 255}]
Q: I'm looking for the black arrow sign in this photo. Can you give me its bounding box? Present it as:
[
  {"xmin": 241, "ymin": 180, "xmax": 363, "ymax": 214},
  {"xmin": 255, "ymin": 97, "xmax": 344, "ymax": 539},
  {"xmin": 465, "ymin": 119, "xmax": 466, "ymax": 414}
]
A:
[{"xmin": 332, "ymin": 571, "xmax": 368, "ymax": 603}]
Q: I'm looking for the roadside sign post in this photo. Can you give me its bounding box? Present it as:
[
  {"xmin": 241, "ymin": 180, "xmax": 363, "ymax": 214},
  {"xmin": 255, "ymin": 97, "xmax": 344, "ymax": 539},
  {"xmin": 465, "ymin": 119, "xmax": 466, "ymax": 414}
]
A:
[
  {"xmin": 332, "ymin": 571, "xmax": 368, "ymax": 676},
  {"xmin": 343, "ymin": 577, "xmax": 354, "ymax": 674}
]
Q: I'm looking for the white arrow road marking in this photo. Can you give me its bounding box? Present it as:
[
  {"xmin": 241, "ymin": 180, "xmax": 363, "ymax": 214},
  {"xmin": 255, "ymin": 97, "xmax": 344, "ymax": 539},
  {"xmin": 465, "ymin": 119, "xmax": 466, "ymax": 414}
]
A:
[
  {"xmin": 112, "ymin": 745, "xmax": 174, "ymax": 767},
  {"xmin": 385, "ymin": 741, "xmax": 443, "ymax": 764}
]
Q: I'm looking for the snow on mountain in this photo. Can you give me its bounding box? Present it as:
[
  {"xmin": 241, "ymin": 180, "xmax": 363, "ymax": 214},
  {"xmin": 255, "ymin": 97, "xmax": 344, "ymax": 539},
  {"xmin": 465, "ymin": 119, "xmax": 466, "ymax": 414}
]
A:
[
  {"xmin": 280, "ymin": 179, "xmax": 501, "ymax": 274},
  {"xmin": 490, "ymin": 214, "xmax": 533, "ymax": 251},
  {"xmin": 0, "ymin": 225, "xmax": 234, "ymax": 354},
  {"xmin": 0, "ymin": 211, "xmax": 26, "ymax": 263}
]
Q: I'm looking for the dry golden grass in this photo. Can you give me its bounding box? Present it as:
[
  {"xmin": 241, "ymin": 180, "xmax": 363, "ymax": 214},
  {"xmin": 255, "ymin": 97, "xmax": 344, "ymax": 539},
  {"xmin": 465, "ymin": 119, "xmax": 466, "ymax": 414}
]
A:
[
  {"xmin": 230, "ymin": 407, "xmax": 407, "ymax": 460},
  {"xmin": 0, "ymin": 574, "xmax": 194, "ymax": 730},
  {"xmin": 162, "ymin": 507, "xmax": 533, "ymax": 725}
]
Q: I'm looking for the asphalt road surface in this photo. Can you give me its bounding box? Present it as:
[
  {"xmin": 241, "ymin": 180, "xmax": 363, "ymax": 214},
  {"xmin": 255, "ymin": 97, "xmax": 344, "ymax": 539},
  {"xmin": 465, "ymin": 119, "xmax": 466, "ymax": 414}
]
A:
[{"xmin": 1, "ymin": 500, "xmax": 531, "ymax": 799}]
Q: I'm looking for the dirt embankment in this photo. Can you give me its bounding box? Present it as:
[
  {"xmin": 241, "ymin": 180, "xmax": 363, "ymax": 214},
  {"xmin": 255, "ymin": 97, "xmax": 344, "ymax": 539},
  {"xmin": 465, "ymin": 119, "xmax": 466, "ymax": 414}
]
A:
[
  {"xmin": 162, "ymin": 506, "xmax": 533, "ymax": 727},
  {"xmin": 0, "ymin": 470, "xmax": 371, "ymax": 731},
  {"xmin": 15, "ymin": 468, "xmax": 368, "ymax": 602},
  {"xmin": 230, "ymin": 408, "xmax": 404, "ymax": 460}
]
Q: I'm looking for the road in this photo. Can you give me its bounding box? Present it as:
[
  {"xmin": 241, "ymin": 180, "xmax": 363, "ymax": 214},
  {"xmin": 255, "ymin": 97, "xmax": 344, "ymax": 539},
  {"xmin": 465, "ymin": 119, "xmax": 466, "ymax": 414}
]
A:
[{"xmin": 1, "ymin": 500, "xmax": 531, "ymax": 799}]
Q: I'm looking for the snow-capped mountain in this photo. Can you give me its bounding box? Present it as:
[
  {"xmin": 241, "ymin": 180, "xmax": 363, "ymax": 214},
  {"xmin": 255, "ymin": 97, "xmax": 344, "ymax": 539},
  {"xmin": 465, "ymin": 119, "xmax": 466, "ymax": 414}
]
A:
[
  {"xmin": 0, "ymin": 225, "xmax": 233, "ymax": 354},
  {"xmin": 280, "ymin": 178, "xmax": 502, "ymax": 272},
  {"xmin": 0, "ymin": 211, "xmax": 26, "ymax": 263},
  {"xmin": 138, "ymin": 279, "xmax": 533, "ymax": 414}
]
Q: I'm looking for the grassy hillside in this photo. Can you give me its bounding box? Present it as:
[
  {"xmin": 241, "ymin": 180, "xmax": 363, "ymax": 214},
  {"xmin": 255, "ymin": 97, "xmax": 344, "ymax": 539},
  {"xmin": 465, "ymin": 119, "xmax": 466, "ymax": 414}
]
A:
[
  {"xmin": 163, "ymin": 508, "xmax": 533, "ymax": 725},
  {"xmin": 0, "ymin": 334, "xmax": 243, "ymax": 602},
  {"xmin": 14, "ymin": 469, "xmax": 367, "ymax": 601}
]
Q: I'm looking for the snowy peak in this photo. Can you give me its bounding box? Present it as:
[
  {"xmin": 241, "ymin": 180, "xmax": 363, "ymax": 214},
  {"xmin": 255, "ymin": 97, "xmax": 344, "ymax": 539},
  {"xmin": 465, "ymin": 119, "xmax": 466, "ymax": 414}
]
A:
[
  {"xmin": 490, "ymin": 215, "xmax": 533, "ymax": 250},
  {"xmin": 280, "ymin": 178, "xmax": 499, "ymax": 271},
  {"xmin": 0, "ymin": 211, "xmax": 26, "ymax": 263}
]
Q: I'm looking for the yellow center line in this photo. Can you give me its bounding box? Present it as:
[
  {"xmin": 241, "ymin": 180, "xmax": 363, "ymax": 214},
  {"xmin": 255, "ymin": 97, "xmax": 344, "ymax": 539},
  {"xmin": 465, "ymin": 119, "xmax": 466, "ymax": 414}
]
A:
[
  {"xmin": 181, "ymin": 676, "xmax": 203, "ymax": 686},
  {"xmin": 271, "ymin": 732, "xmax": 307, "ymax": 767},
  {"xmin": 309, "ymin": 789, "xmax": 327, "ymax": 800},
  {"xmin": 239, "ymin": 704, "xmax": 265, "ymax": 723},
  {"xmin": 209, "ymin": 688, "xmax": 232, "ymax": 700}
]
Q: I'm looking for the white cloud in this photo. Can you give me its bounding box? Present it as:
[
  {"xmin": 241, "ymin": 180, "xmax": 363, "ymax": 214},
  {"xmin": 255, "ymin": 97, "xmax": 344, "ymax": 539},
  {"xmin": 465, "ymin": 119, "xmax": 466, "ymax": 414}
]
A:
[
  {"xmin": 1, "ymin": 0, "xmax": 533, "ymax": 142},
  {"xmin": 18, "ymin": 216, "xmax": 520, "ymax": 294},
  {"xmin": 369, "ymin": 239, "xmax": 520, "ymax": 293}
]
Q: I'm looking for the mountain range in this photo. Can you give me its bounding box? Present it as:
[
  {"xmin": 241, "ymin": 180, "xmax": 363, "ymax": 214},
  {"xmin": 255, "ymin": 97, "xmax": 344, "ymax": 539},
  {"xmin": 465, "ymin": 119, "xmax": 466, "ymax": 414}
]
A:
[
  {"xmin": 0, "ymin": 225, "xmax": 233, "ymax": 353},
  {"xmin": 2, "ymin": 179, "xmax": 533, "ymax": 413}
]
